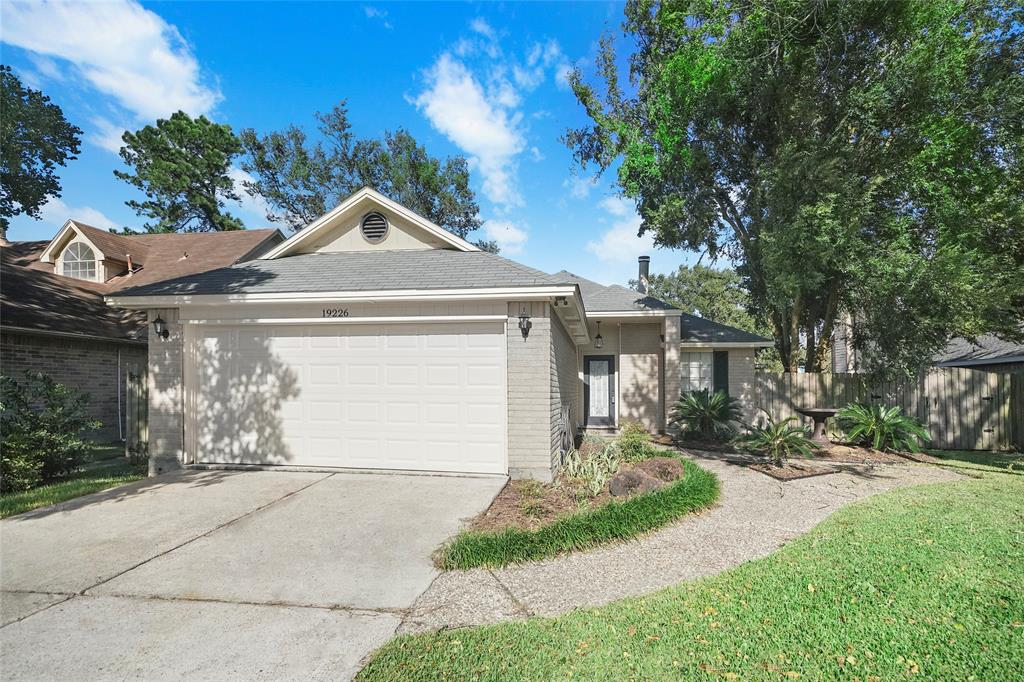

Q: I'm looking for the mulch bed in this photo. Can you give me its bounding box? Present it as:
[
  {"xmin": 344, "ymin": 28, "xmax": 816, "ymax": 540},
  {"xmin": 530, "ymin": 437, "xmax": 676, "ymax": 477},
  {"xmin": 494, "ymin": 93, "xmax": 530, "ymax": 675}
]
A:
[
  {"xmin": 747, "ymin": 461, "xmax": 838, "ymax": 481},
  {"xmin": 469, "ymin": 456, "xmax": 686, "ymax": 533},
  {"xmin": 813, "ymin": 444, "xmax": 909, "ymax": 464}
]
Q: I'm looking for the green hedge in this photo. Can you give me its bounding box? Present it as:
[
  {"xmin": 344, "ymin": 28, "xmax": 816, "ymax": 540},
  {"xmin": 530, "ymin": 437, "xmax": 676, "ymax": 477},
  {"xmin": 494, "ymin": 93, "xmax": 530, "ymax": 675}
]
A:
[{"xmin": 440, "ymin": 459, "xmax": 719, "ymax": 569}]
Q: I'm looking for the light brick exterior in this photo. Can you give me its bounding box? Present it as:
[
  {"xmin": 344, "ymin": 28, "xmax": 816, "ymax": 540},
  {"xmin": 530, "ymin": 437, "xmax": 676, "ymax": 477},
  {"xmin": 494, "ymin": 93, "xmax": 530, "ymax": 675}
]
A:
[
  {"xmin": 728, "ymin": 348, "xmax": 758, "ymax": 424},
  {"xmin": 506, "ymin": 301, "xmax": 554, "ymax": 481},
  {"xmin": 663, "ymin": 316, "xmax": 681, "ymax": 433},
  {"xmin": 1, "ymin": 331, "xmax": 147, "ymax": 442},
  {"xmin": 146, "ymin": 308, "xmax": 185, "ymax": 474},
  {"xmin": 619, "ymin": 322, "xmax": 663, "ymax": 432},
  {"xmin": 550, "ymin": 314, "xmax": 577, "ymax": 470}
]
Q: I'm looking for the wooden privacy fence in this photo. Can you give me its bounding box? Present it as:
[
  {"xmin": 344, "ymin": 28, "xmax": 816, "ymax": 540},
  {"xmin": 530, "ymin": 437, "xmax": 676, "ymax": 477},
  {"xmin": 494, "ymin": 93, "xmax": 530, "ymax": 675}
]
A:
[
  {"xmin": 124, "ymin": 361, "xmax": 148, "ymax": 462},
  {"xmin": 752, "ymin": 368, "xmax": 1023, "ymax": 451}
]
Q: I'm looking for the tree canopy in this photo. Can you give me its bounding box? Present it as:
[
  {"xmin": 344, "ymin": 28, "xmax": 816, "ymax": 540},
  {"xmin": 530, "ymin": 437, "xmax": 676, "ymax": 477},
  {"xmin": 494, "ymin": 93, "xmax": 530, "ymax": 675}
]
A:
[
  {"xmin": 115, "ymin": 111, "xmax": 244, "ymax": 232},
  {"xmin": 0, "ymin": 65, "xmax": 81, "ymax": 237},
  {"xmin": 568, "ymin": 0, "xmax": 1024, "ymax": 375},
  {"xmin": 240, "ymin": 102, "xmax": 489, "ymax": 248}
]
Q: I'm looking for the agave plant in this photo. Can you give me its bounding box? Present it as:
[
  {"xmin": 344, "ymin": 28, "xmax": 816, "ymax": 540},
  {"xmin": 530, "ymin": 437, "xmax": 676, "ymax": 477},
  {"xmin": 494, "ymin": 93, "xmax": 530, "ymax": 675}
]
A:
[
  {"xmin": 837, "ymin": 403, "xmax": 930, "ymax": 452},
  {"xmin": 739, "ymin": 414, "xmax": 817, "ymax": 467},
  {"xmin": 670, "ymin": 390, "xmax": 743, "ymax": 441}
]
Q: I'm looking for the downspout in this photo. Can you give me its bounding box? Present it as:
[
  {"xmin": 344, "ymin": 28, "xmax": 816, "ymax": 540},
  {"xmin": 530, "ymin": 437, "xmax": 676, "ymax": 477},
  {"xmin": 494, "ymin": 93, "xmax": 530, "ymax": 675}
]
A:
[{"xmin": 117, "ymin": 347, "xmax": 123, "ymax": 441}]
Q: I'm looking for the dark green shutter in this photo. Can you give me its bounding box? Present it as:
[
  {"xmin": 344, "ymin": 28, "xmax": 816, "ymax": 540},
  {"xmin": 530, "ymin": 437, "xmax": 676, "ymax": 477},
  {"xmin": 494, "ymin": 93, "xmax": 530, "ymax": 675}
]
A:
[{"xmin": 713, "ymin": 351, "xmax": 729, "ymax": 396}]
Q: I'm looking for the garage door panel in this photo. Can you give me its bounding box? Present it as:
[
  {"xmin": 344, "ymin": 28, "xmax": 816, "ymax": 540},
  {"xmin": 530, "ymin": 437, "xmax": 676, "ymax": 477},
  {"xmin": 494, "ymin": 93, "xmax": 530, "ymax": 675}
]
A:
[{"xmin": 195, "ymin": 322, "xmax": 506, "ymax": 474}]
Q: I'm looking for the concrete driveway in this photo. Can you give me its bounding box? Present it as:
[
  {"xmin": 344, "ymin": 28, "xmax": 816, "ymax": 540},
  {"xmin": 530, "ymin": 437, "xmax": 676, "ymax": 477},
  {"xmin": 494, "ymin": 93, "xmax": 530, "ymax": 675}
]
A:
[{"xmin": 0, "ymin": 469, "xmax": 504, "ymax": 681}]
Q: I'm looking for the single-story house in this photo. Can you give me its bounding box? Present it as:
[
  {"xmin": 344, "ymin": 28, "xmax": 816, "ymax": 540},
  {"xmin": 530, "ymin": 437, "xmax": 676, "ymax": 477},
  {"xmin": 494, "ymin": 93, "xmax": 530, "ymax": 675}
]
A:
[
  {"xmin": 107, "ymin": 188, "xmax": 771, "ymax": 480},
  {"xmin": 1, "ymin": 222, "xmax": 283, "ymax": 441},
  {"xmin": 932, "ymin": 333, "xmax": 1024, "ymax": 373}
]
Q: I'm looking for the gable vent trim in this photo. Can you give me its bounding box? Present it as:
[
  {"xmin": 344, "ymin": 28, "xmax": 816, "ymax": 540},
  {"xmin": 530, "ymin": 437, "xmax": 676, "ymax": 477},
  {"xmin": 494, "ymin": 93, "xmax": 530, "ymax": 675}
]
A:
[{"xmin": 360, "ymin": 212, "xmax": 389, "ymax": 243}]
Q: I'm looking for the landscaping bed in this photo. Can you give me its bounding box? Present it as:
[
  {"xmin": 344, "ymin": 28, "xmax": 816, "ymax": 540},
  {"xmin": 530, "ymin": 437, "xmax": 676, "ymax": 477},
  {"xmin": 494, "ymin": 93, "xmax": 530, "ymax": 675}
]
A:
[
  {"xmin": 440, "ymin": 425, "xmax": 719, "ymax": 569},
  {"xmin": 360, "ymin": 465, "xmax": 1023, "ymax": 681},
  {"xmin": 747, "ymin": 460, "xmax": 836, "ymax": 481}
]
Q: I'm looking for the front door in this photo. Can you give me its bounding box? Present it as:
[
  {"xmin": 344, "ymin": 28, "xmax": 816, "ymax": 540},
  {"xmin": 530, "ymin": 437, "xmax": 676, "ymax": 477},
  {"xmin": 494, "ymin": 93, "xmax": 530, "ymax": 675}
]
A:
[{"xmin": 584, "ymin": 355, "xmax": 615, "ymax": 427}]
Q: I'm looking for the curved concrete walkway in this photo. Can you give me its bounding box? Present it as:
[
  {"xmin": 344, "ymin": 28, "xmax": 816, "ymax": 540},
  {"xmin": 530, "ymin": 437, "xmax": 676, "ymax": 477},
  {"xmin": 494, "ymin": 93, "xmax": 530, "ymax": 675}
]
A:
[{"xmin": 399, "ymin": 452, "xmax": 963, "ymax": 634}]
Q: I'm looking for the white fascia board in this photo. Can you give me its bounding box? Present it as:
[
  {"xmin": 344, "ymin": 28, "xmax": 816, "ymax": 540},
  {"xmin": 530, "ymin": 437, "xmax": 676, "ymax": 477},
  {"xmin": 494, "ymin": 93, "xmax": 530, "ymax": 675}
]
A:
[
  {"xmin": 551, "ymin": 283, "xmax": 592, "ymax": 344},
  {"xmin": 679, "ymin": 341, "xmax": 775, "ymax": 348},
  {"xmin": 105, "ymin": 285, "xmax": 581, "ymax": 309},
  {"xmin": 39, "ymin": 221, "xmax": 99, "ymax": 263},
  {"xmin": 588, "ymin": 309, "xmax": 680, "ymax": 319},
  {"xmin": 185, "ymin": 314, "xmax": 509, "ymax": 326},
  {"xmin": 261, "ymin": 187, "xmax": 479, "ymax": 259}
]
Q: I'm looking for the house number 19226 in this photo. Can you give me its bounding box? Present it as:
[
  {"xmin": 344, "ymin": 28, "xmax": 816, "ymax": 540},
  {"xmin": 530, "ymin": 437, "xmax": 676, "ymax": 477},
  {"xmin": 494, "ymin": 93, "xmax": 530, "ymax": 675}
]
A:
[{"xmin": 322, "ymin": 308, "xmax": 350, "ymax": 318}]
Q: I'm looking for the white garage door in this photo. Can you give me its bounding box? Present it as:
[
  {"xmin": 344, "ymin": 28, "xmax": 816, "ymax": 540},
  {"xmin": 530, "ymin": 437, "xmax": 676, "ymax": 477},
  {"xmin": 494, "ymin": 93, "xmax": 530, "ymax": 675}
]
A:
[{"xmin": 191, "ymin": 322, "xmax": 507, "ymax": 474}]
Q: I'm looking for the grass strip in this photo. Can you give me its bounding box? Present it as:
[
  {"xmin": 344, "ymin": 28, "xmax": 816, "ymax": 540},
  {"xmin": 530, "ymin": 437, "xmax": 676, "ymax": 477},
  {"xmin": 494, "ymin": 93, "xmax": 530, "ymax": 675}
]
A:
[
  {"xmin": 439, "ymin": 459, "xmax": 719, "ymax": 570},
  {"xmin": 1, "ymin": 451, "xmax": 146, "ymax": 519},
  {"xmin": 361, "ymin": 471, "xmax": 1023, "ymax": 681}
]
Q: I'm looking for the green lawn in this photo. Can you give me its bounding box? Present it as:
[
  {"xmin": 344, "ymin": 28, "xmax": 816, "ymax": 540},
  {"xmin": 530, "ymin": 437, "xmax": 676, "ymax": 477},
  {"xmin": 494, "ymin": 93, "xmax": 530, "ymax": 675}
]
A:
[
  {"xmin": 926, "ymin": 449, "xmax": 1023, "ymax": 475},
  {"xmin": 359, "ymin": 469, "xmax": 1024, "ymax": 681},
  {"xmin": 0, "ymin": 444, "xmax": 147, "ymax": 519},
  {"xmin": 440, "ymin": 459, "xmax": 719, "ymax": 569}
]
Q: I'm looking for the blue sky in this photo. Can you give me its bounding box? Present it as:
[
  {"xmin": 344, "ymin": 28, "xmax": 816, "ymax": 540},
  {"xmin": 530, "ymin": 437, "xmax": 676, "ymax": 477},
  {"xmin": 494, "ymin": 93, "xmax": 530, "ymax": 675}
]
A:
[{"xmin": 2, "ymin": 1, "xmax": 696, "ymax": 285}]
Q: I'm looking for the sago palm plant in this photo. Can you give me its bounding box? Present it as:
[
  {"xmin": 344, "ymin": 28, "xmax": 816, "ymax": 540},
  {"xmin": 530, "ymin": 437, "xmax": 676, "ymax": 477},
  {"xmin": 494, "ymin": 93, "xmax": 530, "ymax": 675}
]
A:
[
  {"xmin": 670, "ymin": 390, "xmax": 743, "ymax": 440},
  {"xmin": 739, "ymin": 414, "xmax": 817, "ymax": 466},
  {"xmin": 837, "ymin": 403, "xmax": 929, "ymax": 452}
]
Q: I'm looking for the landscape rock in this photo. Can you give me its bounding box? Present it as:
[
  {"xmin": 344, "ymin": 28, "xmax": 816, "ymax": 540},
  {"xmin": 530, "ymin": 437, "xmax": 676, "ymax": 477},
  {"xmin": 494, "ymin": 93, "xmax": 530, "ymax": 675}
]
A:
[
  {"xmin": 608, "ymin": 469, "xmax": 665, "ymax": 497},
  {"xmin": 634, "ymin": 457, "xmax": 685, "ymax": 482}
]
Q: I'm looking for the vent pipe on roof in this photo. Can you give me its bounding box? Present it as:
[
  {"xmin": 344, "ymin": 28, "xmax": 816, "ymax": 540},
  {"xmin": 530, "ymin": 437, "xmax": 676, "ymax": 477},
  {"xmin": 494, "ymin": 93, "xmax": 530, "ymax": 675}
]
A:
[{"xmin": 638, "ymin": 255, "xmax": 650, "ymax": 294}]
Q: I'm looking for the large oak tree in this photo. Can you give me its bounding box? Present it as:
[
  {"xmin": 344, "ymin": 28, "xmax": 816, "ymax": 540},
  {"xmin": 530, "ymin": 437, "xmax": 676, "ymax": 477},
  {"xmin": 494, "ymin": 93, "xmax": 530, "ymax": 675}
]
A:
[{"xmin": 568, "ymin": 0, "xmax": 1023, "ymax": 374}]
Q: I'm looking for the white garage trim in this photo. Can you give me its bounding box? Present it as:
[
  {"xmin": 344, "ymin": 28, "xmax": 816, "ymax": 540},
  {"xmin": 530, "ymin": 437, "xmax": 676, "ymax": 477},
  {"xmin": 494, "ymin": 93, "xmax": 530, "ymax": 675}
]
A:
[
  {"xmin": 182, "ymin": 319, "xmax": 509, "ymax": 475},
  {"xmin": 184, "ymin": 314, "xmax": 510, "ymax": 326}
]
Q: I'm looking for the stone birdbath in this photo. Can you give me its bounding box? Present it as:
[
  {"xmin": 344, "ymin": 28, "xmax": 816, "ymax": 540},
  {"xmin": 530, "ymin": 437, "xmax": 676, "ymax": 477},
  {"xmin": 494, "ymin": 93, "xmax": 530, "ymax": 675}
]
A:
[{"xmin": 795, "ymin": 407, "xmax": 839, "ymax": 447}]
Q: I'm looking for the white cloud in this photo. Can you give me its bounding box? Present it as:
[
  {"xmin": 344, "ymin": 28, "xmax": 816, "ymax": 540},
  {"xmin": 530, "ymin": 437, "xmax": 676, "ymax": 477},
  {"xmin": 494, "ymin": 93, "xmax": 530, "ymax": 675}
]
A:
[
  {"xmin": 224, "ymin": 167, "xmax": 278, "ymax": 227},
  {"xmin": 89, "ymin": 117, "xmax": 130, "ymax": 154},
  {"xmin": 38, "ymin": 196, "xmax": 119, "ymax": 232},
  {"xmin": 1, "ymin": 0, "xmax": 221, "ymax": 121},
  {"xmin": 586, "ymin": 197, "xmax": 655, "ymax": 264},
  {"xmin": 530, "ymin": 146, "xmax": 545, "ymax": 162},
  {"xmin": 414, "ymin": 53, "xmax": 525, "ymax": 208},
  {"xmin": 555, "ymin": 63, "xmax": 573, "ymax": 90},
  {"xmin": 363, "ymin": 6, "xmax": 393, "ymax": 29},
  {"xmin": 469, "ymin": 17, "xmax": 495, "ymax": 39},
  {"xmin": 482, "ymin": 219, "xmax": 528, "ymax": 254},
  {"xmin": 565, "ymin": 175, "xmax": 598, "ymax": 199}
]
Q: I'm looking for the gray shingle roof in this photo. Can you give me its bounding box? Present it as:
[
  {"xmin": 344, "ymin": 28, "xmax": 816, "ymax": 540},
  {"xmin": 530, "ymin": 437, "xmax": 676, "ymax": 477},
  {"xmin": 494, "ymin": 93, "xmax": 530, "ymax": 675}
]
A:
[
  {"xmin": 552, "ymin": 271, "xmax": 678, "ymax": 312},
  {"xmin": 933, "ymin": 333, "xmax": 1024, "ymax": 366},
  {"xmin": 114, "ymin": 249, "xmax": 565, "ymax": 297},
  {"xmin": 679, "ymin": 312, "xmax": 771, "ymax": 344}
]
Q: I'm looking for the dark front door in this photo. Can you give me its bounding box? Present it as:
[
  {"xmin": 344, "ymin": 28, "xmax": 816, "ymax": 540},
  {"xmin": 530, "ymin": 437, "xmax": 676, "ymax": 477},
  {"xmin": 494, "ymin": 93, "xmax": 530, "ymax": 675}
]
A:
[{"xmin": 584, "ymin": 355, "xmax": 615, "ymax": 427}]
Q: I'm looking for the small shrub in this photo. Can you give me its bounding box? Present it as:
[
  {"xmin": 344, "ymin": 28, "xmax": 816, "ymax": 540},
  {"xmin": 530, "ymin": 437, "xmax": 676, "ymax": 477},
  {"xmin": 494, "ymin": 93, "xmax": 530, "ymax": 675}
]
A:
[
  {"xmin": 670, "ymin": 390, "xmax": 743, "ymax": 441},
  {"xmin": 740, "ymin": 414, "xmax": 816, "ymax": 466},
  {"xmin": 561, "ymin": 437, "xmax": 621, "ymax": 497},
  {"xmin": 837, "ymin": 403, "xmax": 930, "ymax": 452},
  {"xmin": 618, "ymin": 419, "xmax": 657, "ymax": 463},
  {"xmin": 519, "ymin": 499, "xmax": 547, "ymax": 518},
  {"xmin": 0, "ymin": 372, "xmax": 100, "ymax": 493}
]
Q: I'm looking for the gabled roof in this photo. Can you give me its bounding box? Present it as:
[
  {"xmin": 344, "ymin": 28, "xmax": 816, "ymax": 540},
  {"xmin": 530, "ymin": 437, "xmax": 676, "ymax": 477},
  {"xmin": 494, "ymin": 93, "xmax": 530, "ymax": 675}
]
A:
[
  {"xmin": 679, "ymin": 313, "xmax": 772, "ymax": 345},
  {"xmin": 552, "ymin": 271, "xmax": 679, "ymax": 313},
  {"xmin": 1, "ymin": 241, "xmax": 146, "ymax": 342},
  {"xmin": 933, "ymin": 333, "xmax": 1024, "ymax": 367},
  {"xmin": 111, "ymin": 249, "xmax": 565, "ymax": 298},
  {"xmin": 261, "ymin": 187, "xmax": 480, "ymax": 259}
]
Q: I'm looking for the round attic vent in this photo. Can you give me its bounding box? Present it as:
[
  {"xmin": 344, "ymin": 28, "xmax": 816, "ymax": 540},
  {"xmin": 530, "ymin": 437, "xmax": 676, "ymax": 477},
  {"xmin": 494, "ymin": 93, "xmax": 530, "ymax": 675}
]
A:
[{"xmin": 360, "ymin": 212, "xmax": 389, "ymax": 243}]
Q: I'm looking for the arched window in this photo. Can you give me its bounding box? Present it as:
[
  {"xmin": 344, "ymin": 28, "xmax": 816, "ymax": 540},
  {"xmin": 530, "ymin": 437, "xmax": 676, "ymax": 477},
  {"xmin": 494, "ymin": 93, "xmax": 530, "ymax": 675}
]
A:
[{"xmin": 63, "ymin": 242, "xmax": 97, "ymax": 280}]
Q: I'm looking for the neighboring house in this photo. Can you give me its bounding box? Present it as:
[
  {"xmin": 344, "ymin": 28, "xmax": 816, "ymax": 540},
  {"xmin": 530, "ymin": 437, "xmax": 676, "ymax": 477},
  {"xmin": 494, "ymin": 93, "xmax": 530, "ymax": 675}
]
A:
[
  {"xmin": 107, "ymin": 188, "xmax": 769, "ymax": 481},
  {"xmin": 832, "ymin": 315, "xmax": 1024, "ymax": 374},
  {"xmin": 932, "ymin": 334, "xmax": 1024, "ymax": 373},
  {"xmin": 1, "ymin": 221, "xmax": 284, "ymax": 441}
]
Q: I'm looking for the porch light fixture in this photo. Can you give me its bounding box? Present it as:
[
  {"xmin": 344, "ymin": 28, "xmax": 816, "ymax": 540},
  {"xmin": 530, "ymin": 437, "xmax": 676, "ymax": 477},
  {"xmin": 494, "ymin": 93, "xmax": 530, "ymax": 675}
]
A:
[
  {"xmin": 518, "ymin": 308, "xmax": 532, "ymax": 339},
  {"xmin": 153, "ymin": 316, "xmax": 169, "ymax": 340},
  {"xmin": 594, "ymin": 321, "xmax": 604, "ymax": 349}
]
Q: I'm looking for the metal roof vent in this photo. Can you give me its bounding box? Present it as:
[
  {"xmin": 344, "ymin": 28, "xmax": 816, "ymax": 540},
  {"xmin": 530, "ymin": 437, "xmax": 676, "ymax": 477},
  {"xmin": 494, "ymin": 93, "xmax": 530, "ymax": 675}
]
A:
[{"xmin": 360, "ymin": 212, "xmax": 389, "ymax": 243}]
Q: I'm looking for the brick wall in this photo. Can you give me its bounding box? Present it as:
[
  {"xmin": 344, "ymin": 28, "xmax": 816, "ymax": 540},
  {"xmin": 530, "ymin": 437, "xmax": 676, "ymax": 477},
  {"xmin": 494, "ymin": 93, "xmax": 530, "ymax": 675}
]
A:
[
  {"xmin": 550, "ymin": 314, "xmax": 577, "ymax": 470},
  {"xmin": 0, "ymin": 331, "xmax": 147, "ymax": 442},
  {"xmin": 663, "ymin": 316, "xmax": 681, "ymax": 433},
  {"xmin": 728, "ymin": 348, "xmax": 758, "ymax": 423},
  {"xmin": 507, "ymin": 301, "xmax": 553, "ymax": 481},
  {"xmin": 619, "ymin": 323, "xmax": 663, "ymax": 432},
  {"xmin": 146, "ymin": 308, "xmax": 185, "ymax": 474}
]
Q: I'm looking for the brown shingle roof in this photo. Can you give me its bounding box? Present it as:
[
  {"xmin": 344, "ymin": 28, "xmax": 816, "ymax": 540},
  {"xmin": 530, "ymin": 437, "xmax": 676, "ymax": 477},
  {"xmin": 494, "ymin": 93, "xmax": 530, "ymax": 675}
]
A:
[{"xmin": 1, "ymin": 228, "xmax": 284, "ymax": 342}]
